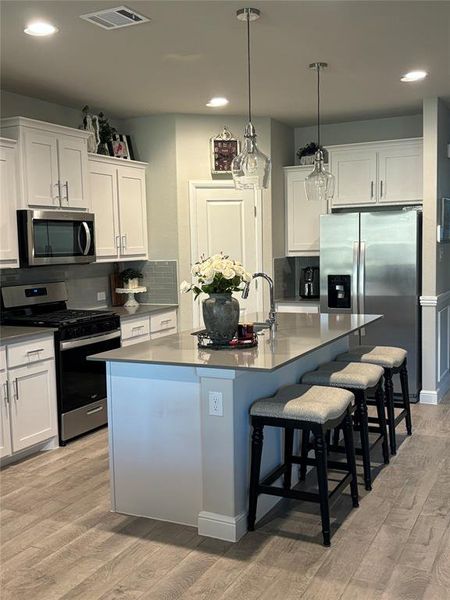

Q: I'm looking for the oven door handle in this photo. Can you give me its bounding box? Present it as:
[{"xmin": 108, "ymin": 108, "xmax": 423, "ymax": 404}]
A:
[
  {"xmin": 60, "ymin": 330, "xmax": 120, "ymax": 351},
  {"xmin": 78, "ymin": 222, "xmax": 92, "ymax": 256}
]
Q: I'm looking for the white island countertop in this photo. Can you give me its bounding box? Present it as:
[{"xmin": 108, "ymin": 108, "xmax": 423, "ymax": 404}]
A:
[{"xmin": 89, "ymin": 312, "xmax": 382, "ymax": 372}]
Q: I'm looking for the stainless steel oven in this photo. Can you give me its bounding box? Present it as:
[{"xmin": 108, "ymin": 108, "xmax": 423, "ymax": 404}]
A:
[{"xmin": 17, "ymin": 209, "xmax": 95, "ymax": 266}]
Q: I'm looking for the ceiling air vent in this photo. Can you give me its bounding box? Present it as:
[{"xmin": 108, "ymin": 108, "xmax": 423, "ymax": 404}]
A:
[{"xmin": 80, "ymin": 5, "xmax": 150, "ymax": 30}]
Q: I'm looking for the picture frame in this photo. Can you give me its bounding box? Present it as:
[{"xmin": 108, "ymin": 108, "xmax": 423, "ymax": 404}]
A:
[
  {"xmin": 440, "ymin": 197, "xmax": 450, "ymax": 242},
  {"xmin": 108, "ymin": 134, "xmax": 135, "ymax": 160},
  {"xmin": 210, "ymin": 126, "xmax": 240, "ymax": 175}
]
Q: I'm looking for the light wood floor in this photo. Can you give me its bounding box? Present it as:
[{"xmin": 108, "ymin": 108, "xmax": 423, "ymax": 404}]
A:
[{"xmin": 1, "ymin": 393, "xmax": 450, "ymax": 600}]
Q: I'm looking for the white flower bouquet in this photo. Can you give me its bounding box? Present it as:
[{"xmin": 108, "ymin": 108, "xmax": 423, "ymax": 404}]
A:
[{"xmin": 180, "ymin": 253, "xmax": 252, "ymax": 299}]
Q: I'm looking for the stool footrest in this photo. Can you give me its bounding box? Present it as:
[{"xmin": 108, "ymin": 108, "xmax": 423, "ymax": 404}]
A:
[
  {"xmin": 260, "ymin": 464, "xmax": 289, "ymax": 487},
  {"xmin": 394, "ymin": 411, "xmax": 407, "ymax": 426},
  {"xmin": 257, "ymin": 473, "xmax": 352, "ymax": 503}
]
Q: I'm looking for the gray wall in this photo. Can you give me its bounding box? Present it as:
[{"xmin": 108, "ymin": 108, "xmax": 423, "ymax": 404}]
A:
[{"xmin": 294, "ymin": 114, "xmax": 423, "ymax": 164}]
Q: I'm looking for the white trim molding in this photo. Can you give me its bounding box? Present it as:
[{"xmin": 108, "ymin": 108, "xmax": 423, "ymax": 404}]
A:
[{"xmin": 198, "ymin": 511, "xmax": 247, "ymax": 542}]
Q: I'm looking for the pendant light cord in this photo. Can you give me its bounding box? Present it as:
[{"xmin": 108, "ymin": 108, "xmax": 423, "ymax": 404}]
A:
[
  {"xmin": 246, "ymin": 9, "xmax": 252, "ymax": 124},
  {"xmin": 317, "ymin": 65, "xmax": 320, "ymax": 148}
]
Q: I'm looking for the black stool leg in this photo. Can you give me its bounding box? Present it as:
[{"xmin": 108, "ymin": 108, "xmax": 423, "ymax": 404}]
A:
[
  {"xmin": 375, "ymin": 382, "xmax": 390, "ymax": 465},
  {"xmin": 299, "ymin": 428, "xmax": 310, "ymax": 481},
  {"xmin": 356, "ymin": 390, "xmax": 372, "ymax": 491},
  {"xmin": 342, "ymin": 409, "xmax": 359, "ymax": 508},
  {"xmin": 313, "ymin": 429, "xmax": 330, "ymax": 547},
  {"xmin": 283, "ymin": 428, "xmax": 294, "ymax": 489},
  {"xmin": 332, "ymin": 427, "xmax": 340, "ymax": 450},
  {"xmin": 248, "ymin": 422, "xmax": 264, "ymax": 531},
  {"xmin": 384, "ymin": 369, "xmax": 397, "ymax": 455},
  {"xmin": 400, "ymin": 359, "xmax": 412, "ymax": 435}
]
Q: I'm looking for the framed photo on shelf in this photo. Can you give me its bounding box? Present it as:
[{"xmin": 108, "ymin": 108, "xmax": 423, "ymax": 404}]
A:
[
  {"xmin": 108, "ymin": 134, "xmax": 135, "ymax": 160},
  {"xmin": 210, "ymin": 126, "xmax": 240, "ymax": 175}
]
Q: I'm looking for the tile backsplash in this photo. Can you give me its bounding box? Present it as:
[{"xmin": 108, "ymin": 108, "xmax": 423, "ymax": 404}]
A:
[{"xmin": 0, "ymin": 260, "xmax": 179, "ymax": 308}]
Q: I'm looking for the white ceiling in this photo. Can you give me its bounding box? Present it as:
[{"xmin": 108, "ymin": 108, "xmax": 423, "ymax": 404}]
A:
[{"xmin": 1, "ymin": 0, "xmax": 449, "ymax": 126}]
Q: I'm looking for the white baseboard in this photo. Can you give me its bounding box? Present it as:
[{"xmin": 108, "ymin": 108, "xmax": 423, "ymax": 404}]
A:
[
  {"xmin": 420, "ymin": 390, "xmax": 439, "ymax": 405},
  {"xmin": 198, "ymin": 511, "xmax": 247, "ymax": 542}
]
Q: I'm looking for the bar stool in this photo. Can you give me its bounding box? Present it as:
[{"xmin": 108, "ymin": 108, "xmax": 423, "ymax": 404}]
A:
[
  {"xmin": 335, "ymin": 346, "xmax": 412, "ymax": 455},
  {"xmin": 301, "ymin": 362, "xmax": 389, "ymax": 491},
  {"xmin": 248, "ymin": 384, "xmax": 359, "ymax": 547}
]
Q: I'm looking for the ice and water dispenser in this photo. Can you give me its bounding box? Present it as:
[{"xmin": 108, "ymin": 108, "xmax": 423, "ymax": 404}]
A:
[{"xmin": 327, "ymin": 275, "xmax": 351, "ymax": 309}]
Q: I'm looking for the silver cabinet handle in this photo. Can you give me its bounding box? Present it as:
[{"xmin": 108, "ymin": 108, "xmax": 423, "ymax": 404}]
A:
[
  {"xmin": 3, "ymin": 382, "xmax": 9, "ymax": 405},
  {"xmin": 370, "ymin": 181, "xmax": 374, "ymax": 199},
  {"xmin": 64, "ymin": 181, "xmax": 69, "ymax": 204},
  {"xmin": 53, "ymin": 182, "xmax": 62, "ymax": 206},
  {"xmin": 122, "ymin": 235, "xmax": 127, "ymax": 250},
  {"xmin": 380, "ymin": 180, "xmax": 383, "ymax": 198},
  {"xmin": 13, "ymin": 379, "xmax": 18, "ymax": 401},
  {"xmin": 116, "ymin": 235, "xmax": 121, "ymax": 250},
  {"xmin": 27, "ymin": 348, "xmax": 44, "ymax": 355}
]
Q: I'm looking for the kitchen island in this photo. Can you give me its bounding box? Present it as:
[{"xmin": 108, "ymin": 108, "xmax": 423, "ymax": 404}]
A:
[{"xmin": 90, "ymin": 312, "xmax": 381, "ymax": 542}]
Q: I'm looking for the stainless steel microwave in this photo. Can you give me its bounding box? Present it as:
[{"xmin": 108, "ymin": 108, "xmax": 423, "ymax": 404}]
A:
[{"xmin": 17, "ymin": 210, "xmax": 96, "ymax": 266}]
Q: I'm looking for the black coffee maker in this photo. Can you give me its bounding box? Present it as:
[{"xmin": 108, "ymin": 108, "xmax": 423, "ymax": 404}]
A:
[{"xmin": 299, "ymin": 267, "xmax": 320, "ymax": 298}]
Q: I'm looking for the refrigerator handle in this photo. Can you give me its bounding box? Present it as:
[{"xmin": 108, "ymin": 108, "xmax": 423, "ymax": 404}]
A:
[
  {"xmin": 359, "ymin": 241, "xmax": 366, "ymax": 335},
  {"xmin": 352, "ymin": 241, "xmax": 359, "ymax": 314}
]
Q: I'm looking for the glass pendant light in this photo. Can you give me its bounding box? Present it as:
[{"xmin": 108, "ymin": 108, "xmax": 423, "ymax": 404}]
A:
[
  {"xmin": 232, "ymin": 8, "xmax": 271, "ymax": 190},
  {"xmin": 305, "ymin": 62, "xmax": 335, "ymax": 204}
]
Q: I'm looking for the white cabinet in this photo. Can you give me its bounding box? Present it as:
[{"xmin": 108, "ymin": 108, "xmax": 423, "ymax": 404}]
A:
[
  {"xmin": 285, "ymin": 166, "xmax": 328, "ymax": 256},
  {"xmin": 0, "ymin": 335, "xmax": 58, "ymax": 462},
  {"xmin": 9, "ymin": 360, "xmax": 57, "ymax": 452},
  {"xmin": 0, "ymin": 138, "xmax": 19, "ymax": 268},
  {"xmin": 89, "ymin": 155, "xmax": 148, "ymax": 262},
  {"xmin": 1, "ymin": 117, "xmax": 90, "ymax": 210},
  {"xmin": 329, "ymin": 138, "xmax": 423, "ymax": 208},
  {"xmin": 120, "ymin": 309, "xmax": 178, "ymax": 347}
]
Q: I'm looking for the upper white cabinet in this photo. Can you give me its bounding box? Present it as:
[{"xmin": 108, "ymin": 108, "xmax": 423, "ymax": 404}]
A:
[
  {"xmin": 1, "ymin": 117, "xmax": 90, "ymax": 210},
  {"xmin": 285, "ymin": 165, "xmax": 328, "ymax": 256},
  {"xmin": 89, "ymin": 154, "xmax": 148, "ymax": 262},
  {"xmin": 0, "ymin": 138, "xmax": 19, "ymax": 268},
  {"xmin": 329, "ymin": 138, "xmax": 423, "ymax": 208}
]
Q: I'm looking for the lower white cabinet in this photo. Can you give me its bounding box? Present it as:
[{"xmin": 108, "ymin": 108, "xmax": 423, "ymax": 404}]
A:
[
  {"xmin": 1, "ymin": 335, "xmax": 58, "ymax": 462},
  {"xmin": 89, "ymin": 154, "xmax": 148, "ymax": 262},
  {"xmin": 285, "ymin": 166, "xmax": 328, "ymax": 256},
  {"xmin": 121, "ymin": 309, "xmax": 178, "ymax": 347}
]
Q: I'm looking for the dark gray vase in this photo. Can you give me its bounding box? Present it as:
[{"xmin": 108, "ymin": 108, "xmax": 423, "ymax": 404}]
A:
[{"xmin": 202, "ymin": 293, "xmax": 239, "ymax": 344}]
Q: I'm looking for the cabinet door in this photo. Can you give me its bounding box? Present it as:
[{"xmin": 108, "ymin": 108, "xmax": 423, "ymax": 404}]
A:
[
  {"xmin": 23, "ymin": 129, "xmax": 60, "ymax": 207},
  {"xmin": 330, "ymin": 148, "xmax": 377, "ymax": 206},
  {"xmin": 0, "ymin": 145, "xmax": 19, "ymax": 267},
  {"xmin": 286, "ymin": 167, "xmax": 326, "ymax": 255},
  {"xmin": 0, "ymin": 370, "xmax": 12, "ymax": 459},
  {"xmin": 117, "ymin": 166, "xmax": 148, "ymax": 258},
  {"xmin": 9, "ymin": 360, "xmax": 57, "ymax": 452},
  {"xmin": 58, "ymin": 135, "xmax": 90, "ymax": 209},
  {"xmin": 377, "ymin": 141, "xmax": 423, "ymax": 204},
  {"xmin": 89, "ymin": 161, "xmax": 120, "ymax": 260}
]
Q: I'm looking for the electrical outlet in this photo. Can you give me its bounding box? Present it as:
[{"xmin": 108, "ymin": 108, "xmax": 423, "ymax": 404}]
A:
[
  {"xmin": 97, "ymin": 291, "xmax": 106, "ymax": 301},
  {"xmin": 208, "ymin": 391, "xmax": 223, "ymax": 416}
]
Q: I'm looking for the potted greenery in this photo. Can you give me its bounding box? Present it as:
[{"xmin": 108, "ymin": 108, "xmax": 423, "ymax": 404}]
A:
[
  {"xmin": 120, "ymin": 268, "xmax": 143, "ymax": 290},
  {"xmin": 296, "ymin": 142, "xmax": 328, "ymax": 165},
  {"xmin": 180, "ymin": 253, "xmax": 252, "ymax": 344},
  {"xmin": 97, "ymin": 112, "xmax": 117, "ymax": 155}
]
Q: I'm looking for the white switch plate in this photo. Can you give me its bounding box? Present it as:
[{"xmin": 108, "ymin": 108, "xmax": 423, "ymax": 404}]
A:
[
  {"xmin": 208, "ymin": 391, "xmax": 223, "ymax": 416},
  {"xmin": 97, "ymin": 291, "xmax": 106, "ymax": 301}
]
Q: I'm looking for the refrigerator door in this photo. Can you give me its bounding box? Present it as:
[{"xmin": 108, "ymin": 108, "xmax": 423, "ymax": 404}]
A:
[
  {"xmin": 360, "ymin": 210, "xmax": 421, "ymax": 398},
  {"xmin": 320, "ymin": 213, "xmax": 360, "ymax": 314}
]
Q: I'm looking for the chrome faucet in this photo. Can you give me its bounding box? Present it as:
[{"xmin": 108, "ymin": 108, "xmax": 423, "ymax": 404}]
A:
[{"xmin": 242, "ymin": 272, "xmax": 276, "ymax": 330}]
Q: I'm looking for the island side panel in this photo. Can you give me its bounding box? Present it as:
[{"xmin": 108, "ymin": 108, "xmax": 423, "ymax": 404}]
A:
[
  {"xmin": 197, "ymin": 336, "xmax": 349, "ymax": 542},
  {"xmin": 107, "ymin": 362, "xmax": 202, "ymax": 527}
]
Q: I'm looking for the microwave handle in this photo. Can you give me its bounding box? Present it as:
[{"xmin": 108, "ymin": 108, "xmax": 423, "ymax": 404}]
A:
[{"xmin": 78, "ymin": 222, "xmax": 92, "ymax": 256}]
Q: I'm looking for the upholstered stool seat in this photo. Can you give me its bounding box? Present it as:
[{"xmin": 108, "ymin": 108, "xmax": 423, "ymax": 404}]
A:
[
  {"xmin": 336, "ymin": 345, "xmax": 407, "ymax": 369},
  {"xmin": 250, "ymin": 384, "xmax": 353, "ymax": 423},
  {"xmin": 248, "ymin": 384, "xmax": 359, "ymax": 546},
  {"xmin": 302, "ymin": 361, "xmax": 384, "ymax": 390},
  {"xmin": 335, "ymin": 345, "xmax": 412, "ymax": 455},
  {"xmin": 301, "ymin": 361, "xmax": 389, "ymax": 491}
]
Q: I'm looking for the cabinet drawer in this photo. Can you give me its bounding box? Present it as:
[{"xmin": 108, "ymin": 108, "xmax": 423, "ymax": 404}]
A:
[
  {"xmin": 122, "ymin": 333, "xmax": 151, "ymax": 347},
  {"xmin": 121, "ymin": 316, "xmax": 150, "ymax": 341},
  {"xmin": 150, "ymin": 310, "xmax": 177, "ymax": 334},
  {"xmin": 7, "ymin": 336, "xmax": 54, "ymax": 369},
  {"xmin": 0, "ymin": 347, "xmax": 6, "ymax": 372}
]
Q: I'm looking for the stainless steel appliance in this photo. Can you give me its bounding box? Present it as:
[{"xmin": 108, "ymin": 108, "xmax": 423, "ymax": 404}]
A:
[
  {"xmin": 320, "ymin": 210, "xmax": 421, "ymax": 399},
  {"xmin": 17, "ymin": 210, "xmax": 95, "ymax": 266},
  {"xmin": 2, "ymin": 282, "xmax": 120, "ymax": 443},
  {"xmin": 299, "ymin": 266, "xmax": 320, "ymax": 298}
]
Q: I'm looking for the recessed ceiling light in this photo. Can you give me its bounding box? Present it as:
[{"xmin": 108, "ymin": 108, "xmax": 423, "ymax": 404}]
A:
[
  {"xmin": 24, "ymin": 21, "xmax": 58, "ymax": 36},
  {"xmin": 400, "ymin": 70, "xmax": 428, "ymax": 82},
  {"xmin": 206, "ymin": 97, "xmax": 229, "ymax": 108}
]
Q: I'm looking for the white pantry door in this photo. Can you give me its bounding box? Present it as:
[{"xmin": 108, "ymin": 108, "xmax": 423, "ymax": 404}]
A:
[{"xmin": 190, "ymin": 181, "xmax": 263, "ymax": 328}]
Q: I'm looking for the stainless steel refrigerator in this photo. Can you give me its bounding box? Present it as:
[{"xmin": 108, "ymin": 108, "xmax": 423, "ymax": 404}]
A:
[{"xmin": 320, "ymin": 210, "xmax": 421, "ymax": 400}]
